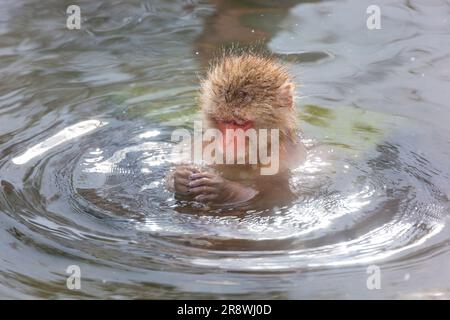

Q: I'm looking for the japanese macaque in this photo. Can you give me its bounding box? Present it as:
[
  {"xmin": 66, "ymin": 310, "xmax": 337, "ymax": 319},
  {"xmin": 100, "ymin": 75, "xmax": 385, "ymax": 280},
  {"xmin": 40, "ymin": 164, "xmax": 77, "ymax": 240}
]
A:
[{"xmin": 166, "ymin": 52, "xmax": 307, "ymax": 207}]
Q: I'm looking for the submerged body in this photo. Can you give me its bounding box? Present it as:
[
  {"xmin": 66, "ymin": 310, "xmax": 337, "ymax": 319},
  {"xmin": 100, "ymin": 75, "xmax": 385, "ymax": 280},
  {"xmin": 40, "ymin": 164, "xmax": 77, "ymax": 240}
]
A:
[{"xmin": 167, "ymin": 53, "xmax": 306, "ymax": 206}]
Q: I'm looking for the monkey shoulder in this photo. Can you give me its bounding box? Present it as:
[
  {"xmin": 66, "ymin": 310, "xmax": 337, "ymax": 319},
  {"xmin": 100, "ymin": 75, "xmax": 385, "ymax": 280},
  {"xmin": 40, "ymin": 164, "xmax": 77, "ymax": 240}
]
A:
[{"xmin": 282, "ymin": 139, "xmax": 307, "ymax": 171}]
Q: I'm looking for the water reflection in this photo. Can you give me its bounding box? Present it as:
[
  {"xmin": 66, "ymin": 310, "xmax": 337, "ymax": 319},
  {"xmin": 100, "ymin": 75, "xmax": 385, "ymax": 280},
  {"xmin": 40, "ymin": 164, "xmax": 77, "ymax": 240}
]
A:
[{"xmin": 12, "ymin": 120, "xmax": 107, "ymax": 165}]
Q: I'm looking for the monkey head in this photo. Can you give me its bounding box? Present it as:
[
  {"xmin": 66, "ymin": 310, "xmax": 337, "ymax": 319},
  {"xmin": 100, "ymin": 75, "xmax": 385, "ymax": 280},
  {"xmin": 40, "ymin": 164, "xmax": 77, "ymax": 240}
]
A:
[{"xmin": 199, "ymin": 53, "xmax": 298, "ymax": 140}]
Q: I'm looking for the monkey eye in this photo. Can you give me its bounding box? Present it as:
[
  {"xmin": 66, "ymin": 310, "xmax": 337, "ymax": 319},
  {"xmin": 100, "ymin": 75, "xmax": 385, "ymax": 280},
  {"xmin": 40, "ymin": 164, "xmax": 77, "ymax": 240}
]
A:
[{"xmin": 238, "ymin": 91, "xmax": 250, "ymax": 102}]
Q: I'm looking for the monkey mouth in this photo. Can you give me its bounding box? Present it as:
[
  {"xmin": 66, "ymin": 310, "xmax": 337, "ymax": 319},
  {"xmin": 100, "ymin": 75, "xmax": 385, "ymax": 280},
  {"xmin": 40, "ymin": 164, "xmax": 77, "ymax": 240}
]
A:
[
  {"xmin": 214, "ymin": 119, "xmax": 254, "ymax": 133},
  {"xmin": 213, "ymin": 119, "xmax": 254, "ymax": 155}
]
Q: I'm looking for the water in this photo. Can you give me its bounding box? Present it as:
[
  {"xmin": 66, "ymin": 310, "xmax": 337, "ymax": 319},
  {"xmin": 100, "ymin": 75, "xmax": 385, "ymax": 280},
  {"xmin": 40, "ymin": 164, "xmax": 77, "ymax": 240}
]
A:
[{"xmin": 1, "ymin": 0, "xmax": 450, "ymax": 299}]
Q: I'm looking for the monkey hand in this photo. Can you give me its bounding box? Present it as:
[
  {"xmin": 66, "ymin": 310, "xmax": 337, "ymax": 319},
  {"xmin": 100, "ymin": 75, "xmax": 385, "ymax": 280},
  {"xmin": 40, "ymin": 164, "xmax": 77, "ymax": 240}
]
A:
[
  {"xmin": 188, "ymin": 172, "xmax": 258, "ymax": 205},
  {"xmin": 170, "ymin": 165, "xmax": 199, "ymax": 198}
]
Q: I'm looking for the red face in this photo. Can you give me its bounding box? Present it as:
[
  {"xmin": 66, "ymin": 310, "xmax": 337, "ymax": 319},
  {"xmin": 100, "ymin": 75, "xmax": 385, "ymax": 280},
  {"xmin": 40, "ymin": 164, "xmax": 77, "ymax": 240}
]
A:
[
  {"xmin": 214, "ymin": 119, "xmax": 254, "ymax": 156},
  {"xmin": 215, "ymin": 119, "xmax": 253, "ymax": 134}
]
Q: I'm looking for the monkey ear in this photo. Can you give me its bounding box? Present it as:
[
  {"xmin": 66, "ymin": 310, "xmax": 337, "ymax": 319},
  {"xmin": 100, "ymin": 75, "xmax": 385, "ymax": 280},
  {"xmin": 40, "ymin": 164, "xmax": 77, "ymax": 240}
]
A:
[{"xmin": 278, "ymin": 82, "xmax": 295, "ymax": 108}]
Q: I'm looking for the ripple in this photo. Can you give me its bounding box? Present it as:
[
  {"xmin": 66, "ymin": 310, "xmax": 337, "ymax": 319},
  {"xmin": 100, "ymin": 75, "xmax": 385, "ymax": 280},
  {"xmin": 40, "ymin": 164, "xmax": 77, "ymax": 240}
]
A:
[{"xmin": 1, "ymin": 0, "xmax": 450, "ymax": 299}]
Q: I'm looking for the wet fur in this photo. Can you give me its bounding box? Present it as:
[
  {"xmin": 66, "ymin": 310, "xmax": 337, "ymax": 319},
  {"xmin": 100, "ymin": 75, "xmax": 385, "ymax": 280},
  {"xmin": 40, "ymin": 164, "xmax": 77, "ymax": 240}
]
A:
[{"xmin": 199, "ymin": 52, "xmax": 299, "ymax": 146}]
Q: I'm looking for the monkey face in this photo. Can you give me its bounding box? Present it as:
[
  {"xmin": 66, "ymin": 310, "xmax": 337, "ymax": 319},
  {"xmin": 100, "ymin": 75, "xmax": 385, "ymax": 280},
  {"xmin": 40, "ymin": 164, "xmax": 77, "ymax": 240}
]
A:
[
  {"xmin": 200, "ymin": 80, "xmax": 295, "ymax": 131},
  {"xmin": 199, "ymin": 53, "xmax": 298, "ymax": 139}
]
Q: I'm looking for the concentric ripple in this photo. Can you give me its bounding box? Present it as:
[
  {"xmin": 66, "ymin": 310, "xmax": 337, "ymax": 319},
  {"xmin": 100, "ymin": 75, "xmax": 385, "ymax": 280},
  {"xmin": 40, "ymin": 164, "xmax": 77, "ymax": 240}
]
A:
[{"xmin": 1, "ymin": 0, "xmax": 450, "ymax": 299}]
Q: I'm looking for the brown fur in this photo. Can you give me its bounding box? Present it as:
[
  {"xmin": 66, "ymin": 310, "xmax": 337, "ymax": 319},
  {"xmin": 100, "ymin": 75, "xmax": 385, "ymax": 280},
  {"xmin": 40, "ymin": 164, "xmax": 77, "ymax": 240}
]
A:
[{"xmin": 199, "ymin": 52, "xmax": 299, "ymax": 144}]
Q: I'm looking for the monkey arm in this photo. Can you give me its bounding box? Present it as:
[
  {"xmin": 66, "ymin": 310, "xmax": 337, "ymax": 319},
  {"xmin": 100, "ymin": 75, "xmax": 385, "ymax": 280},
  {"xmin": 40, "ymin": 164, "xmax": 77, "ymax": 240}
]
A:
[{"xmin": 219, "ymin": 179, "xmax": 259, "ymax": 204}]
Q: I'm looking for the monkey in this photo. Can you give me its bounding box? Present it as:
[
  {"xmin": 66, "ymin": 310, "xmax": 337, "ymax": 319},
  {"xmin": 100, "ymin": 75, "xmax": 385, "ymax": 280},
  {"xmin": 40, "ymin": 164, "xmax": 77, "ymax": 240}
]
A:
[{"xmin": 166, "ymin": 52, "xmax": 307, "ymax": 207}]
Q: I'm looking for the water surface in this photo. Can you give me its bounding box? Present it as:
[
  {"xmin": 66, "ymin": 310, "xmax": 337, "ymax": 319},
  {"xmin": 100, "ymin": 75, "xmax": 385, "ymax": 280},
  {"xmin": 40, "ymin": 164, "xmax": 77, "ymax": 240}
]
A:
[{"xmin": 1, "ymin": 0, "xmax": 450, "ymax": 299}]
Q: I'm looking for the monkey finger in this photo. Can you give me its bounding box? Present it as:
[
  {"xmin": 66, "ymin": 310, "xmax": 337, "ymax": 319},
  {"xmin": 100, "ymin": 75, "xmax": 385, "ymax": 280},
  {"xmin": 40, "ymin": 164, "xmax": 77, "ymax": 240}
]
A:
[
  {"xmin": 181, "ymin": 166, "xmax": 199, "ymax": 175},
  {"xmin": 188, "ymin": 177, "xmax": 214, "ymax": 188},
  {"xmin": 176, "ymin": 169, "xmax": 195, "ymax": 179},
  {"xmin": 194, "ymin": 194, "xmax": 218, "ymax": 203},
  {"xmin": 189, "ymin": 172, "xmax": 215, "ymax": 180},
  {"xmin": 188, "ymin": 186, "xmax": 216, "ymax": 195}
]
